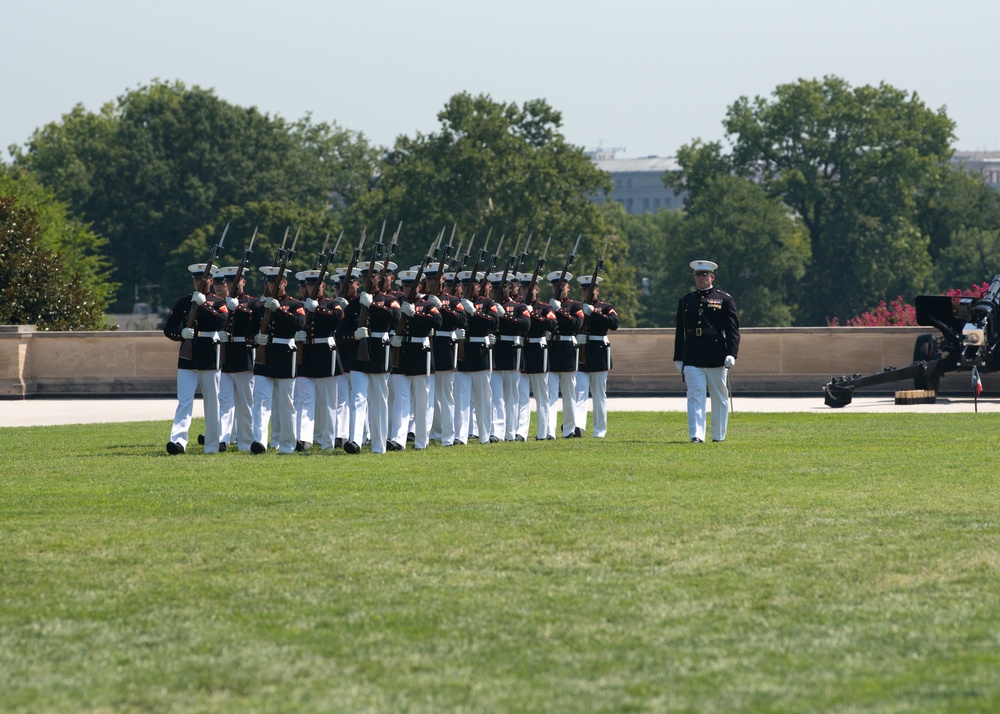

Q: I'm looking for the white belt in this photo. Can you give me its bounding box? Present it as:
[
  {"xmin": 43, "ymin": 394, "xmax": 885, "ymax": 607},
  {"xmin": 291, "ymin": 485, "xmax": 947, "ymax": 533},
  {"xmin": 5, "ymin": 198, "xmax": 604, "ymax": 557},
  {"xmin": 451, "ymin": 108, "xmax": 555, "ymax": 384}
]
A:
[
  {"xmin": 588, "ymin": 335, "xmax": 610, "ymax": 344},
  {"xmin": 435, "ymin": 331, "xmax": 457, "ymax": 340},
  {"xmin": 311, "ymin": 337, "xmax": 336, "ymax": 347},
  {"xmin": 500, "ymin": 335, "xmax": 522, "ymax": 344},
  {"xmin": 272, "ymin": 337, "xmax": 296, "ymax": 346},
  {"xmin": 554, "ymin": 335, "xmax": 578, "ymax": 344},
  {"xmin": 406, "ymin": 336, "xmax": 431, "ymax": 346},
  {"xmin": 370, "ymin": 332, "xmax": 389, "ymax": 340},
  {"xmin": 528, "ymin": 337, "xmax": 547, "ymax": 346},
  {"xmin": 230, "ymin": 336, "xmax": 247, "ymax": 343},
  {"xmin": 196, "ymin": 331, "xmax": 222, "ymax": 341},
  {"xmin": 469, "ymin": 336, "xmax": 490, "ymax": 344}
]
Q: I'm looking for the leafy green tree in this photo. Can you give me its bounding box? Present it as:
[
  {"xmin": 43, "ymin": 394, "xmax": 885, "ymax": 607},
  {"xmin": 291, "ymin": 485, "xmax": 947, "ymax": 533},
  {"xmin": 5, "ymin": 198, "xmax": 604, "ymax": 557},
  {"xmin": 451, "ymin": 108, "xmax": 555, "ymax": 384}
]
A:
[
  {"xmin": 0, "ymin": 165, "xmax": 117, "ymax": 311},
  {"xmin": 721, "ymin": 76, "xmax": 953, "ymax": 323},
  {"xmin": 935, "ymin": 226, "xmax": 1000, "ymax": 290},
  {"xmin": 0, "ymin": 195, "xmax": 107, "ymax": 329},
  {"xmin": 347, "ymin": 92, "xmax": 638, "ymax": 324},
  {"xmin": 600, "ymin": 201, "xmax": 683, "ymax": 327},
  {"xmin": 673, "ymin": 173, "xmax": 809, "ymax": 326},
  {"xmin": 13, "ymin": 80, "xmax": 379, "ymax": 311}
]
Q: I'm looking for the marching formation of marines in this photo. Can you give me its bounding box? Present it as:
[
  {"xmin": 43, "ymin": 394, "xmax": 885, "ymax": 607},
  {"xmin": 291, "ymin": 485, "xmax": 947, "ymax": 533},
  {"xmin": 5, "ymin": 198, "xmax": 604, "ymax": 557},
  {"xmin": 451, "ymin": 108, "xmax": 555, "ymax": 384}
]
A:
[{"xmin": 164, "ymin": 225, "xmax": 621, "ymax": 455}]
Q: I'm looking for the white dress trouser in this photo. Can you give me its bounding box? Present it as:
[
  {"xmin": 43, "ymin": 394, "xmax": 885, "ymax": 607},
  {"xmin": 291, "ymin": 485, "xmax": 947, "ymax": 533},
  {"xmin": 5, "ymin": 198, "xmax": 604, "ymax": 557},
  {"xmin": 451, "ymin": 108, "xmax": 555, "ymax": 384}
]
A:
[
  {"xmin": 294, "ymin": 375, "xmax": 315, "ymax": 446},
  {"xmin": 295, "ymin": 375, "xmax": 337, "ymax": 449},
  {"xmin": 575, "ymin": 371, "xmax": 609, "ymax": 437},
  {"xmin": 335, "ymin": 373, "xmax": 350, "ymax": 442},
  {"xmin": 252, "ymin": 376, "xmax": 297, "ymax": 453},
  {"xmin": 529, "ymin": 372, "xmax": 550, "ymax": 439},
  {"xmin": 490, "ymin": 371, "xmax": 505, "ymax": 439},
  {"xmin": 348, "ymin": 370, "xmax": 369, "ymax": 447},
  {"xmin": 171, "ymin": 368, "xmax": 221, "ymax": 453},
  {"xmin": 455, "ymin": 371, "xmax": 492, "ymax": 444},
  {"xmin": 391, "ymin": 374, "xmax": 432, "ymax": 449},
  {"xmin": 433, "ymin": 371, "xmax": 456, "ymax": 446},
  {"xmin": 367, "ymin": 373, "xmax": 390, "ymax": 454},
  {"xmin": 683, "ymin": 365, "xmax": 730, "ymax": 442},
  {"xmin": 517, "ymin": 373, "xmax": 531, "ymax": 439},
  {"xmin": 548, "ymin": 371, "xmax": 578, "ymax": 437},
  {"xmin": 219, "ymin": 371, "xmax": 254, "ymax": 451}
]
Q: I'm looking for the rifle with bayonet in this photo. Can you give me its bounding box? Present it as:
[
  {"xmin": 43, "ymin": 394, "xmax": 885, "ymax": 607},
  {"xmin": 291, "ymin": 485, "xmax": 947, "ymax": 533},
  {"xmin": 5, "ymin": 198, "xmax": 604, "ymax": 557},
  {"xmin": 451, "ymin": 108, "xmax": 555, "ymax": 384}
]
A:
[
  {"xmin": 339, "ymin": 228, "xmax": 367, "ymax": 300},
  {"xmin": 221, "ymin": 225, "xmax": 257, "ymax": 347},
  {"xmin": 180, "ymin": 222, "xmax": 229, "ymax": 361},
  {"xmin": 578, "ymin": 233, "xmax": 612, "ymax": 365},
  {"xmin": 296, "ymin": 231, "xmax": 342, "ymax": 366},
  {"xmin": 523, "ymin": 235, "xmax": 553, "ymax": 305},
  {"xmin": 254, "ymin": 227, "xmax": 300, "ymax": 367},
  {"xmin": 355, "ymin": 221, "xmax": 387, "ymax": 363},
  {"xmin": 478, "ymin": 233, "xmax": 505, "ymax": 297},
  {"xmin": 497, "ymin": 233, "xmax": 529, "ymax": 302}
]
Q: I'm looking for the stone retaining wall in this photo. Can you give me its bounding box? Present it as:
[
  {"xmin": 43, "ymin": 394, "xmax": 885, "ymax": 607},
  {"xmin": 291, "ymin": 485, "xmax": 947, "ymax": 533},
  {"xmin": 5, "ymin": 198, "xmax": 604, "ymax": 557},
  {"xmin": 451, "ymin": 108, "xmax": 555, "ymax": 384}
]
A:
[{"xmin": 1, "ymin": 325, "xmax": 993, "ymax": 398}]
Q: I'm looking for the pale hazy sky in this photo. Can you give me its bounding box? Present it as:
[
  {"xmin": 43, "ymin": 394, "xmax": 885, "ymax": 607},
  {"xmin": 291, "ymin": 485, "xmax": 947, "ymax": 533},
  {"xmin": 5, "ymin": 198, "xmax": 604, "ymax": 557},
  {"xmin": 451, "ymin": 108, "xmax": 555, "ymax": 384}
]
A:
[{"xmin": 5, "ymin": 0, "xmax": 1000, "ymax": 160}]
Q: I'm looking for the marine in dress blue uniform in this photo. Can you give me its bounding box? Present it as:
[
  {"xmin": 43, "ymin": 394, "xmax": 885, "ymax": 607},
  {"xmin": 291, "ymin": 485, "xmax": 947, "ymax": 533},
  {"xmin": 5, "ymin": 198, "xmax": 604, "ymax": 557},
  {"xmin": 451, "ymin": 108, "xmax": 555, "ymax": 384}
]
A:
[
  {"xmin": 673, "ymin": 260, "xmax": 740, "ymax": 442},
  {"xmin": 574, "ymin": 275, "xmax": 619, "ymax": 438}
]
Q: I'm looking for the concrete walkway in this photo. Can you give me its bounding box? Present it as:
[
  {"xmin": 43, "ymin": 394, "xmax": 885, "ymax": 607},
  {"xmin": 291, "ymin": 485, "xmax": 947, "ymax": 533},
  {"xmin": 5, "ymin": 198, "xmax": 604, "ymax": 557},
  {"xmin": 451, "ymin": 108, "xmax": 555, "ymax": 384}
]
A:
[{"xmin": 1, "ymin": 395, "xmax": 998, "ymax": 428}]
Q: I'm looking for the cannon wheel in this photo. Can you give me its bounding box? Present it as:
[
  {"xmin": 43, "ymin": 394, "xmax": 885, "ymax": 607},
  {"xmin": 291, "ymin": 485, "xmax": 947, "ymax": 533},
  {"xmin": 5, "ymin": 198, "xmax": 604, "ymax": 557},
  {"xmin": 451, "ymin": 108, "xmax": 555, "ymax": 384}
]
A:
[{"xmin": 913, "ymin": 333, "xmax": 942, "ymax": 390}]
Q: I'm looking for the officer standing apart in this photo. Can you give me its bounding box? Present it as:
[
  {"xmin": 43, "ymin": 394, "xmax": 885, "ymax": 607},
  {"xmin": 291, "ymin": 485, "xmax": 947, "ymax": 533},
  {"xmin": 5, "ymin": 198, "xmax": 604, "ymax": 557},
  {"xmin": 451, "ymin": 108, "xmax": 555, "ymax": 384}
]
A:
[{"xmin": 673, "ymin": 260, "xmax": 740, "ymax": 443}]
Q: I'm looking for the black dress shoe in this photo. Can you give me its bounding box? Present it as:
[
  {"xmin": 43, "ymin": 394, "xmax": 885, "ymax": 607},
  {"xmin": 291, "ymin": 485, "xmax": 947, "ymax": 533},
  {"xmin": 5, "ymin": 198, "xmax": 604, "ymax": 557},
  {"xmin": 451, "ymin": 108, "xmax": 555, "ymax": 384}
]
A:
[
  {"xmin": 218, "ymin": 442, "xmax": 228, "ymax": 452},
  {"xmin": 488, "ymin": 435, "xmax": 500, "ymax": 443},
  {"xmin": 386, "ymin": 440, "xmax": 403, "ymax": 451},
  {"xmin": 712, "ymin": 439, "xmax": 724, "ymax": 443},
  {"xmin": 197, "ymin": 434, "xmax": 205, "ymax": 445},
  {"xmin": 295, "ymin": 440, "xmax": 306, "ymax": 452},
  {"xmin": 166, "ymin": 441, "xmax": 185, "ymax": 455},
  {"xmin": 535, "ymin": 436, "xmax": 555, "ymax": 441},
  {"xmin": 515, "ymin": 435, "xmax": 526, "ymax": 442},
  {"xmin": 574, "ymin": 427, "xmax": 584, "ymax": 438},
  {"xmin": 250, "ymin": 441, "xmax": 267, "ymax": 454},
  {"xmin": 691, "ymin": 437, "xmax": 703, "ymax": 443},
  {"xmin": 343, "ymin": 441, "xmax": 361, "ymax": 454},
  {"xmin": 452, "ymin": 439, "xmax": 465, "ymax": 446},
  {"xmin": 335, "ymin": 438, "xmax": 344, "ymax": 449},
  {"xmin": 406, "ymin": 432, "xmax": 415, "ymax": 443}
]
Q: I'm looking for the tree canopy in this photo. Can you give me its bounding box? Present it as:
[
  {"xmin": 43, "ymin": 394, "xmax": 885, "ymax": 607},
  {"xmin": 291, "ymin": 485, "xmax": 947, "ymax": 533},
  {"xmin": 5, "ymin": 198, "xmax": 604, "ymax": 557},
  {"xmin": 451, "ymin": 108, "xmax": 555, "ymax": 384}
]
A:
[
  {"xmin": 346, "ymin": 92, "xmax": 638, "ymax": 323},
  {"xmin": 13, "ymin": 80, "xmax": 379, "ymax": 311},
  {"xmin": 720, "ymin": 76, "xmax": 954, "ymax": 323}
]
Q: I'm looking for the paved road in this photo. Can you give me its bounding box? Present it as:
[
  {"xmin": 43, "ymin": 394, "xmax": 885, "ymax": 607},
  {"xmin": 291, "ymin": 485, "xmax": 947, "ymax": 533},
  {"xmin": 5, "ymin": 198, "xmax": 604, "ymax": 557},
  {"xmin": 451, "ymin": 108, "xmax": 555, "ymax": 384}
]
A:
[{"xmin": 1, "ymin": 395, "xmax": 997, "ymax": 428}]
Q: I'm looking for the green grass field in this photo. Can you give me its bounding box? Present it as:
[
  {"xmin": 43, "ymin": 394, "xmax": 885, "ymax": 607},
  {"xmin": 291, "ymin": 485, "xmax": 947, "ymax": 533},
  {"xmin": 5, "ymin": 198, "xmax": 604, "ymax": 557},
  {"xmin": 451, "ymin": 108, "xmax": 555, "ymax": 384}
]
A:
[{"xmin": 2, "ymin": 411, "xmax": 1000, "ymax": 713}]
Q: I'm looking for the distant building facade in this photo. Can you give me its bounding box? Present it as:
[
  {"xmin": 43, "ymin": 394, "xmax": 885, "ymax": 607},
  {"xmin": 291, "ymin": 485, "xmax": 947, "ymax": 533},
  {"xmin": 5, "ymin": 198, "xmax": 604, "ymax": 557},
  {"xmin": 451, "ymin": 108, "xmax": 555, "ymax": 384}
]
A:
[
  {"xmin": 952, "ymin": 151, "xmax": 1000, "ymax": 190},
  {"xmin": 587, "ymin": 151, "xmax": 686, "ymax": 214}
]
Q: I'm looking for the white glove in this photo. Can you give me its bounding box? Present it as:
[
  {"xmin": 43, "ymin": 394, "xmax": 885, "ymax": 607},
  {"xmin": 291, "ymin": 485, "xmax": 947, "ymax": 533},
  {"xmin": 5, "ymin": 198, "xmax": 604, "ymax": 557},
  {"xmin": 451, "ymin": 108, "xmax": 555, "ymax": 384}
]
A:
[
  {"xmin": 582, "ymin": 303, "xmax": 594, "ymax": 316},
  {"xmin": 426, "ymin": 295, "xmax": 442, "ymax": 309},
  {"xmin": 181, "ymin": 327, "xmax": 195, "ymax": 340},
  {"xmin": 303, "ymin": 298, "xmax": 318, "ymax": 313},
  {"xmin": 460, "ymin": 298, "xmax": 475, "ymax": 314},
  {"xmin": 254, "ymin": 333, "xmax": 269, "ymax": 346},
  {"xmin": 674, "ymin": 360, "xmax": 684, "ymax": 373},
  {"xmin": 294, "ymin": 330, "xmax": 307, "ymax": 342},
  {"xmin": 724, "ymin": 355, "xmax": 736, "ymax": 369},
  {"xmin": 454, "ymin": 328, "xmax": 466, "ymax": 340},
  {"xmin": 225, "ymin": 297, "xmax": 239, "ymax": 311},
  {"xmin": 263, "ymin": 297, "xmax": 280, "ymax": 312},
  {"xmin": 191, "ymin": 291, "xmax": 206, "ymax": 306},
  {"xmin": 354, "ymin": 327, "xmax": 369, "ymax": 340},
  {"xmin": 486, "ymin": 334, "xmax": 495, "ymax": 347},
  {"xmin": 549, "ymin": 298, "xmax": 561, "ymax": 311},
  {"xmin": 335, "ymin": 297, "xmax": 348, "ymax": 309},
  {"xmin": 359, "ymin": 292, "xmax": 373, "ymax": 308},
  {"xmin": 390, "ymin": 335, "xmax": 403, "ymax": 347},
  {"xmin": 401, "ymin": 302, "xmax": 416, "ymax": 317},
  {"xmin": 524, "ymin": 303, "xmax": 533, "ymax": 314}
]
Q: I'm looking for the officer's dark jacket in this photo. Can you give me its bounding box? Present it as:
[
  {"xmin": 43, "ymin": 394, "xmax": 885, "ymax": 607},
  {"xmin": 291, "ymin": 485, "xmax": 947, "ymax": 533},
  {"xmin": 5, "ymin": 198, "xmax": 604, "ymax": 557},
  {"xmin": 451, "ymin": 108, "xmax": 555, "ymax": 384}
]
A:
[
  {"xmin": 222, "ymin": 292, "xmax": 256, "ymax": 373},
  {"xmin": 251, "ymin": 294, "xmax": 307, "ymax": 379},
  {"xmin": 353, "ymin": 292, "xmax": 401, "ymax": 375},
  {"xmin": 164, "ymin": 293, "xmax": 229, "ymax": 370},
  {"xmin": 580, "ymin": 300, "xmax": 619, "ymax": 373},
  {"xmin": 673, "ymin": 287, "xmax": 740, "ymax": 368},
  {"xmin": 459, "ymin": 297, "xmax": 500, "ymax": 373},
  {"xmin": 493, "ymin": 299, "xmax": 530, "ymax": 371},
  {"xmin": 523, "ymin": 300, "xmax": 557, "ymax": 374},
  {"xmin": 395, "ymin": 297, "xmax": 443, "ymax": 376},
  {"xmin": 549, "ymin": 300, "xmax": 585, "ymax": 373},
  {"xmin": 299, "ymin": 296, "xmax": 345, "ymax": 379},
  {"xmin": 432, "ymin": 295, "xmax": 469, "ymax": 371}
]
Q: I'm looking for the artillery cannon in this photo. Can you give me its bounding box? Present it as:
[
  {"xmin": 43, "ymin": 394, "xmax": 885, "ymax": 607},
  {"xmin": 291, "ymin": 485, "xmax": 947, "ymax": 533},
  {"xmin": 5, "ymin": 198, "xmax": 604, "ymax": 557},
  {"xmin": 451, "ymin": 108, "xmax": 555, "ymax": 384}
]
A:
[{"xmin": 824, "ymin": 275, "xmax": 1000, "ymax": 407}]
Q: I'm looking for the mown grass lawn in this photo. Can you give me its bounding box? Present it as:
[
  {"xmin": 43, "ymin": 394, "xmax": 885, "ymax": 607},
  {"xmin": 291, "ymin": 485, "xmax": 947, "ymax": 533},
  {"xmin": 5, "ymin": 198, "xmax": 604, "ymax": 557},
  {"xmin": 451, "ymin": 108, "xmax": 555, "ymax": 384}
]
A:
[{"xmin": 2, "ymin": 411, "xmax": 1000, "ymax": 713}]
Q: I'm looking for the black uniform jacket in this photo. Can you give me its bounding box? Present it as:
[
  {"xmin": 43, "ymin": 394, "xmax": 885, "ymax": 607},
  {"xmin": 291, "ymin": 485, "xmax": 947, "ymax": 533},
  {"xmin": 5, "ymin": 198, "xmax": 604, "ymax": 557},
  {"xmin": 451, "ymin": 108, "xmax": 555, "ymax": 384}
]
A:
[
  {"xmin": 523, "ymin": 301, "xmax": 557, "ymax": 374},
  {"xmin": 164, "ymin": 293, "xmax": 229, "ymax": 370},
  {"xmin": 299, "ymin": 297, "xmax": 345, "ymax": 379},
  {"xmin": 353, "ymin": 292, "xmax": 402, "ymax": 375},
  {"xmin": 395, "ymin": 298, "xmax": 443, "ymax": 377},
  {"xmin": 458, "ymin": 298, "xmax": 500, "ymax": 373},
  {"xmin": 251, "ymin": 294, "xmax": 307, "ymax": 379},
  {"xmin": 673, "ymin": 287, "xmax": 740, "ymax": 368},
  {"xmin": 579, "ymin": 301, "xmax": 620, "ymax": 373},
  {"xmin": 549, "ymin": 300, "xmax": 585, "ymax": 373},
  {"xmin": 222, "ymin": 292, "xmax": 256, "ymax": 373},
  {"xmin": 432, "ymin": 295, "xmax": 468, "ymax": 372},
  {"xmin": 493, "ymin": 299, "xmax": 530, "ymax": 371}
]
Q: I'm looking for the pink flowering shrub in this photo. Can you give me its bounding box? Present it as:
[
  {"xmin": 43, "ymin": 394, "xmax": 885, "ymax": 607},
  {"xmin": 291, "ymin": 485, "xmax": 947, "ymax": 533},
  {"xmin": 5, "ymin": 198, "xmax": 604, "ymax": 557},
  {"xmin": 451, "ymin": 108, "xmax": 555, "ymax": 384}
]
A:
[{"xmin": 827, "ymin": 283, "xmax": 991, "ymax": 327}]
